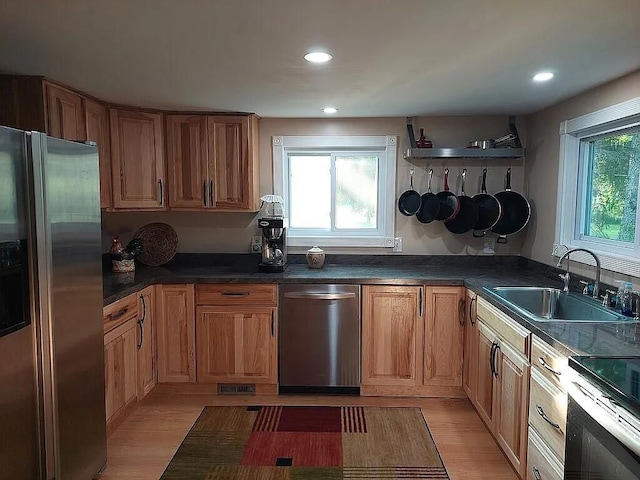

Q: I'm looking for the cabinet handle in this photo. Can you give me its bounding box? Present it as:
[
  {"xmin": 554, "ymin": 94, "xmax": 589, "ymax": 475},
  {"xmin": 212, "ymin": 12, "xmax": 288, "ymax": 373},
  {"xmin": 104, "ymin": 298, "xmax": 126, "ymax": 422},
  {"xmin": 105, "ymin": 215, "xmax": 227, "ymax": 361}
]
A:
[
  {"xmin": 532, "ymin": 466, "xmax": 542, "ymax": 480},
  {"xmin": 536, "ymin": 405, "xmax": 560, "ymax": 429},
  {"xmin": 538, "ymin": 357, "xmax": 562, "ymax": 377},
  {"xmin": 221, "ymin": 292, "xmax": 250, "ymax": 297},
  {"xmin": 203, "ymin": 180, "xmax": 207, "ymax": 207},
  {"xmin": 493, "ymin": 343, "xmax": 501, "ymax": 378},
  {"xmin": 107, "ymin": 307, "xmax": 128, "ymax": 320},
  {"xmin": 469, "ymin": 296, "xmax": 476, "ymax": 326},
  {"xmin": 209, "ymin": 180, "xmax": 214, "ymax": 206},
  {"xmin": 271, "ymin": 310, "xmax": 274, "ymax": 337},
  {"xmin": 458, "ymin": 298, "xmax": 465, "ymax": 326},
  {"xmin": 158, "ymin": 179, "xmax": 164, "ymax": 206},
  {"xmin": 139, "ymin": 294, "xmax": 146, "ymax": 324},
  {"xmin": 419, "ymin": 289, "xmax": 423, "ymax": 317},
  {"xmin": 489, "ymin": 341, "xmax": 497, "ymax": 377},
  {"xmin": 137, "ymin": 319, "xmax": 143, "ymax": 350}
]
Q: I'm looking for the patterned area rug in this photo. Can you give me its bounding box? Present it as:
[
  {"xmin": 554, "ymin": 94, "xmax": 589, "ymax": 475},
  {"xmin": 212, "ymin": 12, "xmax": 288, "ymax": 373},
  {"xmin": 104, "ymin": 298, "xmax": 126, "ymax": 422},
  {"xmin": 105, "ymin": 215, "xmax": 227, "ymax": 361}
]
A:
[{"xmin": 161, "ymin": 406, "xmax": 449, "ymax": 479}]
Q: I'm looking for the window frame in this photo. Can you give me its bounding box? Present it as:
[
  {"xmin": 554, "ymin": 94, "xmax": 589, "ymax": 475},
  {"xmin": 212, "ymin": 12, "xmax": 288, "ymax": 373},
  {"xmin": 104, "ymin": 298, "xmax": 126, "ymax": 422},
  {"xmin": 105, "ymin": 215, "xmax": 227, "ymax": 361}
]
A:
[
  {"xmin": 272, "ymin": 135, "xmax": 397, "ymax": 248},
  {"xmin": 556, "ymin": 97, "xmax": 640, "ymax": 275}
]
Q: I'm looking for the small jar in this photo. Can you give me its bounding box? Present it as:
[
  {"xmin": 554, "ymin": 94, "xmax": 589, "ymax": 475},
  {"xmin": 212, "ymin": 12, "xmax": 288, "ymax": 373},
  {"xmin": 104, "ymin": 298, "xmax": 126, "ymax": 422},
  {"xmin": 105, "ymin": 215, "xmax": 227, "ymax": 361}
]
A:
[{"xmin": 306, "ymin": 246, "xmax": 325, "ymax": 269}]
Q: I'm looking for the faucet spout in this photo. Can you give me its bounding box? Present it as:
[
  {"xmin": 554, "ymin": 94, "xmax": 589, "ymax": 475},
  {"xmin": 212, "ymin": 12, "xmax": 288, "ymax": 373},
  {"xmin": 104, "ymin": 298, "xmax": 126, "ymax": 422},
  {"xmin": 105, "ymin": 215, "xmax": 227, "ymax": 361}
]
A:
[{"xmin": 556, "ymin": 248, "xmax": 601, "ymax": 299}]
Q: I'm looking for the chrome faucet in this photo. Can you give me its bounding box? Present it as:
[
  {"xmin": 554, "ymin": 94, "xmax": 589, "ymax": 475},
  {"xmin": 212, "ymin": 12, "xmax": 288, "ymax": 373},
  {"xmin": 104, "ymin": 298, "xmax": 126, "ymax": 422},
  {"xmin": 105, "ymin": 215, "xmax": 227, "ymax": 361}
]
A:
[{"xmin": 556, "ymin": 247, "xmax": 601, "ymax": 299}]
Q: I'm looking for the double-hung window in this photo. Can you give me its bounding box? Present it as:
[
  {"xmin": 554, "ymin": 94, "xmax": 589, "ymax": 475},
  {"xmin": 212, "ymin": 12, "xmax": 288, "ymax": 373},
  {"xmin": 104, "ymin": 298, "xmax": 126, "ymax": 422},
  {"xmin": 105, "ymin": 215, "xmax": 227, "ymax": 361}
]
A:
[
  {"xmin": 272, "ymin": 135, "xmax": 397, "ymax": 247},
  {"xmin": 557, "ymin": 97, "xmax": 640, "ymax": 275}
]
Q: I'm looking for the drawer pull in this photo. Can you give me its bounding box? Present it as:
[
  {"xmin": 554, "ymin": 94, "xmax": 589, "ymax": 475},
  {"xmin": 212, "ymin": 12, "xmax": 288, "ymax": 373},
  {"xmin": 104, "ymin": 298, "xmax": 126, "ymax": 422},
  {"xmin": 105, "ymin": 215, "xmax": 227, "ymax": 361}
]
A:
[
  {"xmin": 283, "ymin": 292, "xmax": 356, "ymax": 300},
  {"xmin": 538, "ymin": 357, "xmax": 562, "ymax": 377},
  {"xmin": 221, "ymin": 292, "xmax": 250, "ymax": 297},
  {"xmin": 469, "ymin": 296, "xmax": 476, "ymax": 325},
  {"xmin": 107, "ymin": 307, "xmax": 128, "ymax": 320},
  {"xmin": 532, "ymin": 466, "xmax": 542, "ymax": 480},
  {"xmin": 536, "ymin": 404, "xmax": 560, "ymax": 429}
]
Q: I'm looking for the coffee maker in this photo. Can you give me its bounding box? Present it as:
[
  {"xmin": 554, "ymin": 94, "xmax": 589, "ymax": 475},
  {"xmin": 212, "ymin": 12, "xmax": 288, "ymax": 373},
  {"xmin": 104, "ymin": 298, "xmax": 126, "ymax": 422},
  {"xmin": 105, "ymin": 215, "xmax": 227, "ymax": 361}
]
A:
[
  {"xmin": 258, "ymin": 217, "xmax": 287, "ymax": 272},
  {"xmin": 258, "ymin": 195, "xmax": 287, "ymax": 272}
]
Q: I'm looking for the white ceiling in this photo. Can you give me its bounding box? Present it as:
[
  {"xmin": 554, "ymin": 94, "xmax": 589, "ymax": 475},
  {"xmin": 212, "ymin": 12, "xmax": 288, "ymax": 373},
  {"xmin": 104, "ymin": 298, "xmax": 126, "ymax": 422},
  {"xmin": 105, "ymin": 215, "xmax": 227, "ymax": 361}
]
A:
[{"xmin": 1, "ymin": 0, "xmax": 639, "ymax": 117}]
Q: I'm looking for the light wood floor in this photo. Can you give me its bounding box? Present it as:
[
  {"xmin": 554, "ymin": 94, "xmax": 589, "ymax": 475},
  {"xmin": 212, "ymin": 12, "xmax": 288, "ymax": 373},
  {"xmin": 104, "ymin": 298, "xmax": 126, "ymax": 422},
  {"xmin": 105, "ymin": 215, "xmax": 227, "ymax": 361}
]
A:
[{"xmin": 101, "ymin": 385, "xmax": 518, "ymax": 480}]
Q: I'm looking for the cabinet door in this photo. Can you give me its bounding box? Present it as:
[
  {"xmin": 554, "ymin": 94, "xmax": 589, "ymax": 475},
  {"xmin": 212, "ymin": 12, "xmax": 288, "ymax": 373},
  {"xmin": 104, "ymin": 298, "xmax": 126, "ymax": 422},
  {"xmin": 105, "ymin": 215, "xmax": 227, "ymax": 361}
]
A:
[
  {"xmin": 494, "ymin": 341, "xmax": 530, "ymax": 477},
  {"xmin": 362, "ymin": 285, "xmax": 422, "ymax": 387},
  {"xmin": 206, "ymin": 115, "xmax": 258, "ymax": 210},
  {"xmin": 463, "ymin": 289, "xmax": 478, "ymax": 401},
  {"xmin": 104, "ymin": 319, "xmax": 137, "ymax": 425},
  {"xmin": 166, "ymin": 115, "xmax": 209, "ymax": 209},
  {"xmin": 156, "ymin": 285, "xmax": 195, "ymax": 383},
  {"xmin": 85, "ymin": 98, "xmax": 112, "ymax": 209},
  {"xmin": 196, "ymin": 306, "xmax": 276, "ymax": 384},
  {"xmin": 423, "ymin": 286, "xmax": 464, "ymax": 387},
  {"xmin": 45, "ymin": 83, "xmax": 86, "ymax": 141},
  {"xmin": 476, "ymin": 321, "xmax": 496, "ymax": 428},
  {"xmin": 137, "ymin": 286, "xmax": 156, "ymax": 399},
  {"xmin": 110, "ymin": 108, "xmax": 165, "ymax": 209}
]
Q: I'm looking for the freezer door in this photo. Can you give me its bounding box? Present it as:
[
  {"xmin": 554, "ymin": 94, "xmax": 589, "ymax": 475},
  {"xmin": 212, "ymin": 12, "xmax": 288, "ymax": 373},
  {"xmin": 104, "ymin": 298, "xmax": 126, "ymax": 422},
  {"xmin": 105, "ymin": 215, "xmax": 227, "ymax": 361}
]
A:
[
  {"xmin": 31, "ymin": 133, "xmax": 106, "ymax": 479},
  {"xmin": 0, "ymin": 126, "xmax": 41, "ymax": 480}
]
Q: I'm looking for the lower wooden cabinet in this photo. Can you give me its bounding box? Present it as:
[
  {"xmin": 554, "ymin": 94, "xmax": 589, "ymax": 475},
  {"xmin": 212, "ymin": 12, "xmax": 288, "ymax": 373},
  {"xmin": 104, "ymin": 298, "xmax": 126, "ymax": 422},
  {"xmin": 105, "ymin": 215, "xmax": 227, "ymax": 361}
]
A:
[
  {"xmin": 137, "ymin": 286, "xmax": 156, "ymax": 399},
  {"xmin": 361, "ymin": 285, "xmax": 465, "ymax": 397},
  {"xmin": 156, "ymin": 284, "xmax": 196, "ymax": 383},
  {"xmin": 104, "ymin": 318, "xmax": 138, "ymax": 433},
  {"xmin": 194, "ymin": 284, "xmax": 278, "ymax": 389},
  {"xmin": 463, "ymin": 289, "xmax": 478, "ymax": 400}
]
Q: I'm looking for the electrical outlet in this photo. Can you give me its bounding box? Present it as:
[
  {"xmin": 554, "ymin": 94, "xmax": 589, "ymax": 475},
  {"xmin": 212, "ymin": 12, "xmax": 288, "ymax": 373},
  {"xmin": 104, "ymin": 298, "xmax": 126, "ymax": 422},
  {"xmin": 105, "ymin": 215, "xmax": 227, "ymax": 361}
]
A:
[
  {"xmin": 393, "ymin": 237, "xmax": 403, "ymax": 253},
  {"xmin": 250, "ymin": 236, "xmax": 262, "ymax": 253},
  {"xmin": 484, "ymin": 237, "xmax": 496, "ymax": 254}
]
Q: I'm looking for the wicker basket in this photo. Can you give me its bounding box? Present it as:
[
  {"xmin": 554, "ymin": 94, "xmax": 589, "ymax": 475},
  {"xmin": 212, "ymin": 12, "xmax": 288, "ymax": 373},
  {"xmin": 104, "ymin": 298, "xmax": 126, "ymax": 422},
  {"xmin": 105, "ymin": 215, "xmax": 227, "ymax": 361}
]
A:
[{"xmin": 133, "ymin": 223, "xmax": 178, "ymax": 266}]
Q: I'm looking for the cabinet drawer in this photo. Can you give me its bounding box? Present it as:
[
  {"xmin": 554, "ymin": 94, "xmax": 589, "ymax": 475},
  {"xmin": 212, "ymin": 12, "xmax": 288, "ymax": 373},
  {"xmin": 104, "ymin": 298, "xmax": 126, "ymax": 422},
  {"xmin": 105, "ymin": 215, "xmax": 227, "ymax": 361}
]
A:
[
  {"xmin": 103, "ymin": 293, "xmax": 139, "ymax": 334},
  {"xmin": 477, "ymin": 297, "xmax": 530, "ymax": 358},
  {"xmin": 527, "ymin": 426, "xmax": 563, "ymax": 480},
  {"xmin": 196, "ymin": 284, "xmax": 277, "ymax": 306},
  {"xmin": 531, "ymin": 336, "xmax": 568, "ymax": 388},
  {"xmin": 529, "ymin": 367, "xmax": 567, "ymax": 461}
]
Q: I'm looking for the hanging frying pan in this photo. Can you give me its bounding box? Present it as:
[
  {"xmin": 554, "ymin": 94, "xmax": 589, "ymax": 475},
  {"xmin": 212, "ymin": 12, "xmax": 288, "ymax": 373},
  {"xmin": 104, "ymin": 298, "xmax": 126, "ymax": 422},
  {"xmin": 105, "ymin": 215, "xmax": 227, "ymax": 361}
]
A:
[
  {"xmin": 435, "ymin": 168, "xmax": 460, "ymax": 222},
  {"xmin": 445, "ymin": 169, "xmax": 479, "ymax": 234},
  {"xmin": 472, "ymin": 168, "xmax": 502, "ymax": 237},
  {"xmin": 491, "ymin": 168, "xmax": 531, "ymax": 243},
  {"xmin": 416, "ymin": 168, "xmax": 440, "ymax": 224},
  {"xmin": 398, "ymin": 168, "xmax": 422, "ymax": 216}
]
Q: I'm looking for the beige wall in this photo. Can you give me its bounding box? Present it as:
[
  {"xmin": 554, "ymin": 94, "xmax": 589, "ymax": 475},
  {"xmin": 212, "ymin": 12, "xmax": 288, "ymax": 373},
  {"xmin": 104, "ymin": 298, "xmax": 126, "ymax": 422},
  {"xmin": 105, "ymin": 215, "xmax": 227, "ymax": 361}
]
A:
[
  {"xmin": 103, "ymin": 115, "xmax": 526, "ymax": 255},
  {"xmin": 522, "ymin": 69, "xmax": 640, "ymax": 285}
]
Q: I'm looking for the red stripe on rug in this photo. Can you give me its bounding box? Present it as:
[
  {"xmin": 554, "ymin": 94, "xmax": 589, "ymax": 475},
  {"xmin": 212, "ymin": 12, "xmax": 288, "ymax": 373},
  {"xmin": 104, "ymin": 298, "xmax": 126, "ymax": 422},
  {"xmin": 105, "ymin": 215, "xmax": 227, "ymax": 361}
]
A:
[{"xmin": 241, "ymin": 432, "xmax": 343, "ymax": 467}]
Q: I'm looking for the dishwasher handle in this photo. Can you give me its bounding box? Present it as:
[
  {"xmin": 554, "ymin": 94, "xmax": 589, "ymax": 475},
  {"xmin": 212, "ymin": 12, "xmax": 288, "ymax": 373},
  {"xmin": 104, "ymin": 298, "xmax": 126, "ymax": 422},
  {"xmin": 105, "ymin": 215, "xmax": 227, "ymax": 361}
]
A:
[{"xmin": 283, "ymin": 292, "xmax": 357, "ymax": 300}]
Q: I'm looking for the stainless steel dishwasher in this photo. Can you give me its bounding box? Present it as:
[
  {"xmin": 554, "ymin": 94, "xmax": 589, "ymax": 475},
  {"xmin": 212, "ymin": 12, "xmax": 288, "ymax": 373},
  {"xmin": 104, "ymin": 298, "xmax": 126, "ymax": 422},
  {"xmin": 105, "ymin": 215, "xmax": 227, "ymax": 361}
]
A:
[{"xmin": 279, "ymin": 284, "xmax": 360, "ymax": 394}]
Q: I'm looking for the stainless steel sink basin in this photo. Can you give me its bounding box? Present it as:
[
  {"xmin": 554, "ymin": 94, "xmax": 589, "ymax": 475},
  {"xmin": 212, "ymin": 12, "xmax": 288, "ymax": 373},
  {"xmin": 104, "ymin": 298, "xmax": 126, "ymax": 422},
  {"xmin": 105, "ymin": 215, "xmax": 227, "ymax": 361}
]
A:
[{"xmin": 485, "ymin": 286, "xmax": 635, "ymax": 323}]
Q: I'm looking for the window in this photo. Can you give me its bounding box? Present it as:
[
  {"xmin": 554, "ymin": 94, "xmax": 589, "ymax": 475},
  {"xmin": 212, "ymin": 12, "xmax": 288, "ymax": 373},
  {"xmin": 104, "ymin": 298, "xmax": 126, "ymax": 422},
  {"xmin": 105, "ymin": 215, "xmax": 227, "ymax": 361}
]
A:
[
  {"xmin": 272, "ymin": 135, "xmax": 397, "ymax": 247},
  {"xmin": 557, "ymin": 97, "xmax": 640, "ymax": 275}
]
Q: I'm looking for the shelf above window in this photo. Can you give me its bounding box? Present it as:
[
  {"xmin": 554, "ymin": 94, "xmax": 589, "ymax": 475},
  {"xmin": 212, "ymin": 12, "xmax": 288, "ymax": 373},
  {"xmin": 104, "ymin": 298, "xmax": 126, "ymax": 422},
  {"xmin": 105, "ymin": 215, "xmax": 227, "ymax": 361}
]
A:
[{"xmin": 404, "ymin": 147, "xmax": 525, "ymax": 160}]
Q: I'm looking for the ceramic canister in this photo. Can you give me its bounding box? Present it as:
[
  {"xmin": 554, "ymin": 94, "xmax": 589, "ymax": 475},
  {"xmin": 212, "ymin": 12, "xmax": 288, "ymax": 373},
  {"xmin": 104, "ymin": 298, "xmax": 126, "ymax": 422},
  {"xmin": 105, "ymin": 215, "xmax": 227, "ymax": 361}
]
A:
[{"xmin": 306, "ymin": 246, "xmax": 325, "ymax": 269}]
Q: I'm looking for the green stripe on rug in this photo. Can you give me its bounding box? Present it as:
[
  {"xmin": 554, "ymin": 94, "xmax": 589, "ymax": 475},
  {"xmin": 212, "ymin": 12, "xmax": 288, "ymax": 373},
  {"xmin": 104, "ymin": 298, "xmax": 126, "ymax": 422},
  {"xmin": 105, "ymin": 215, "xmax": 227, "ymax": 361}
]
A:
[{"xmin": 161, "ymin": 406, "xmax": 449, "ymax": 480}]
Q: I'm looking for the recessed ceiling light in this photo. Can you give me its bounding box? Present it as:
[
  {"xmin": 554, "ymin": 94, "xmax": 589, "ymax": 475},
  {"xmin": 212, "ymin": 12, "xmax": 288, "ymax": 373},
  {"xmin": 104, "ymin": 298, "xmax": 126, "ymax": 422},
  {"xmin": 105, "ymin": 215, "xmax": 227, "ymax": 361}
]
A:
[
  {"xmin": 533, "ymin": 72, "xmax": 554, "ymax": 82},
  {"xmin": 323, "ymin": 107, "xmax": 338, "ymax": 114},
  {"xmin": 304, "ymin": 51, "xmax": 333, "ymax": 63}
]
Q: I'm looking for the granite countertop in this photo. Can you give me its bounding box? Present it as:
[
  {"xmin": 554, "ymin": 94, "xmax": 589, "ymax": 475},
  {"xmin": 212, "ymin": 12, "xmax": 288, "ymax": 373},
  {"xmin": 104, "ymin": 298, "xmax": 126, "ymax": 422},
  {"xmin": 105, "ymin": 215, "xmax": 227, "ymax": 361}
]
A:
[{"xmin": 103, "ymin": 254, "xmax": 640, "ymax": 359}]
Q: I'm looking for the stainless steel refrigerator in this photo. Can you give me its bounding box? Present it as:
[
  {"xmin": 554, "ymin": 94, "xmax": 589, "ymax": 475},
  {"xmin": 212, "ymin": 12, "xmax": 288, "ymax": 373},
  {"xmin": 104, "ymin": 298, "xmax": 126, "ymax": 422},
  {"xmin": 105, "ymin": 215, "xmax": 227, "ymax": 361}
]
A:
[{"xmin": 0, "ymin": 126, "xmax": 106, "ymax": 479}]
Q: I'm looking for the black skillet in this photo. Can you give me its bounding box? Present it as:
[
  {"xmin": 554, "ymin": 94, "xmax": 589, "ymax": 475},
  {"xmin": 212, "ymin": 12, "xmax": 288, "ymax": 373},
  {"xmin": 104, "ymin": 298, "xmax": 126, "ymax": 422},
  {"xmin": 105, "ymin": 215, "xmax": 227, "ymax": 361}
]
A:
[
  {"xmin": 445, "ymin": 169, "xmax": 479, "ymax": 234},
  {"xmin": 398, "ymin": 168, "xmax": 422, "ymax": 216},
  {"xmin": 435, "ymin": 168, "xmax": 460, "ymax": 222},
  {"xmin": 491, "ymin": 168, "xmax": 531, "ymax": 243},
  {"xmin": 416, "ymin": 168, "xmax": 440, "ymax": 223},
  {"xmin": 472, "ymin": 168, "xmax": 502, "ymax": 237}
]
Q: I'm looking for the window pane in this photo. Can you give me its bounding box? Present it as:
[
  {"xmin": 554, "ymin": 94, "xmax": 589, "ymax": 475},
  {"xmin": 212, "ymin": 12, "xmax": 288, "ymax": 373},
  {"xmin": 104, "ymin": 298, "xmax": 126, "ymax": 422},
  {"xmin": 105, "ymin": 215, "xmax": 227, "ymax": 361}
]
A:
[
  {"xmin": 583, "ymin": 132, "xmax": 640, "ymax": 243},
  {"xmin": 288, "ymin": 155, "xmax": 331, "ymax": 228},
  {"xmin": 335, "ymin": 155, "xmax": 378, "ymax": 229}
]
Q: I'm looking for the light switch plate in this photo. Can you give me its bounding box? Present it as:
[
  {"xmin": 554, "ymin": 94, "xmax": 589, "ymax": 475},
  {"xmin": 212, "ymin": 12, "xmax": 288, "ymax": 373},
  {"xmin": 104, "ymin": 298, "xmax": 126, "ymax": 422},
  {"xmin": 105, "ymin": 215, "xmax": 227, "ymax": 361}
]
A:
[
  {"xmin": 484, "ymin": 237, "xmax": 496, "ymax": 254},
  {"xmin": 251, "ymin": 236, "xmax": 262, "ymax": 253},
  {"xmin": 393, "ymin": 237, "xmax": 403, "ymax": 253}
]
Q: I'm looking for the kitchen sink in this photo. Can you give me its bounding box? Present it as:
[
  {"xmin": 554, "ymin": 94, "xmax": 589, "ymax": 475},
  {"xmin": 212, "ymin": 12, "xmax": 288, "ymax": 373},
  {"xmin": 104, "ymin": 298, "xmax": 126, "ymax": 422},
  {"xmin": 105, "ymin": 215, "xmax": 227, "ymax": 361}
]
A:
[{"xmin": 485, "ymin": 286, "xmax": 636, "ymax": 323}]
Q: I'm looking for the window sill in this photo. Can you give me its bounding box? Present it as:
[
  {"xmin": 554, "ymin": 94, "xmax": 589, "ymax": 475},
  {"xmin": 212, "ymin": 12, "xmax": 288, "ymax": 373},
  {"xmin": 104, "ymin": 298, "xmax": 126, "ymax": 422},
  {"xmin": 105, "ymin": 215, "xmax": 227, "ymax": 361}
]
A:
[{"xmin": 553, "ymin": 243, "xmax": 640, "ymax": 278}]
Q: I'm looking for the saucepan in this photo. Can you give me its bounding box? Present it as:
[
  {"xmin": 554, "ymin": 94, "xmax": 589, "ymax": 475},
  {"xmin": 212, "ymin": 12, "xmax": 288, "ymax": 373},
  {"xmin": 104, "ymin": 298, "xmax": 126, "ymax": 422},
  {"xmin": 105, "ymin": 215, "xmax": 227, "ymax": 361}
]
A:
[
  {"xmin": 445, "ymin": 169, "xmax": 479, "ymax": 234},
  {"xmin": 435, "ymin": 168, "xmax": 460, "ymax": 222},
  {"xmin": 468, "ymin": 139, "xmax": 496, "ymax": 149},
  {"xmin": 398, "ymin": 168, "xmax": 422, "ymax": 216},
  {"xmin": 416, "ymin": 169, "xmax": 440, "ymax": 224},
  {"xmin": 491, "ymin": 168, "xmax": 531, "ymax": 243},
  {"xmin": 472, "ymin": 168, "xmax": 502, "ymax": 237}
]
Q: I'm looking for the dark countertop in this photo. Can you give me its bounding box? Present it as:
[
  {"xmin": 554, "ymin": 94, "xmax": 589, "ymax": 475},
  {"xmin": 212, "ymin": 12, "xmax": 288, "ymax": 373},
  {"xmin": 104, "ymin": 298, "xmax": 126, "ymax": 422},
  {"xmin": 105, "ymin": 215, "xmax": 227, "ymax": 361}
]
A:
[{"xmin": 103, "ymin": 254, "xmax": 640, "ymax": 359}]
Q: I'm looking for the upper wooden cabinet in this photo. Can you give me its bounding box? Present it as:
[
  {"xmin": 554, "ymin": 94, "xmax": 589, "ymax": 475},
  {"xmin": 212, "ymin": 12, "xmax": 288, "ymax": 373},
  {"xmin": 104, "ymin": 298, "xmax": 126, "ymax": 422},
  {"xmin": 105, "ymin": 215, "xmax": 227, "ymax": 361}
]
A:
[
  {"xmin": 166, "ymin": 114, "xmax": 260, "ymax": 211},
  {"xmin": 46, "ymin": 83, "xmax": 86, "ymax": 141},
  {"xmin": 85, "ymin": 98, "xmax": 112, "ymax": 209},
  {"xmin": 110, "ymin": 108, "xmax": 166, "ymax": 210}
]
